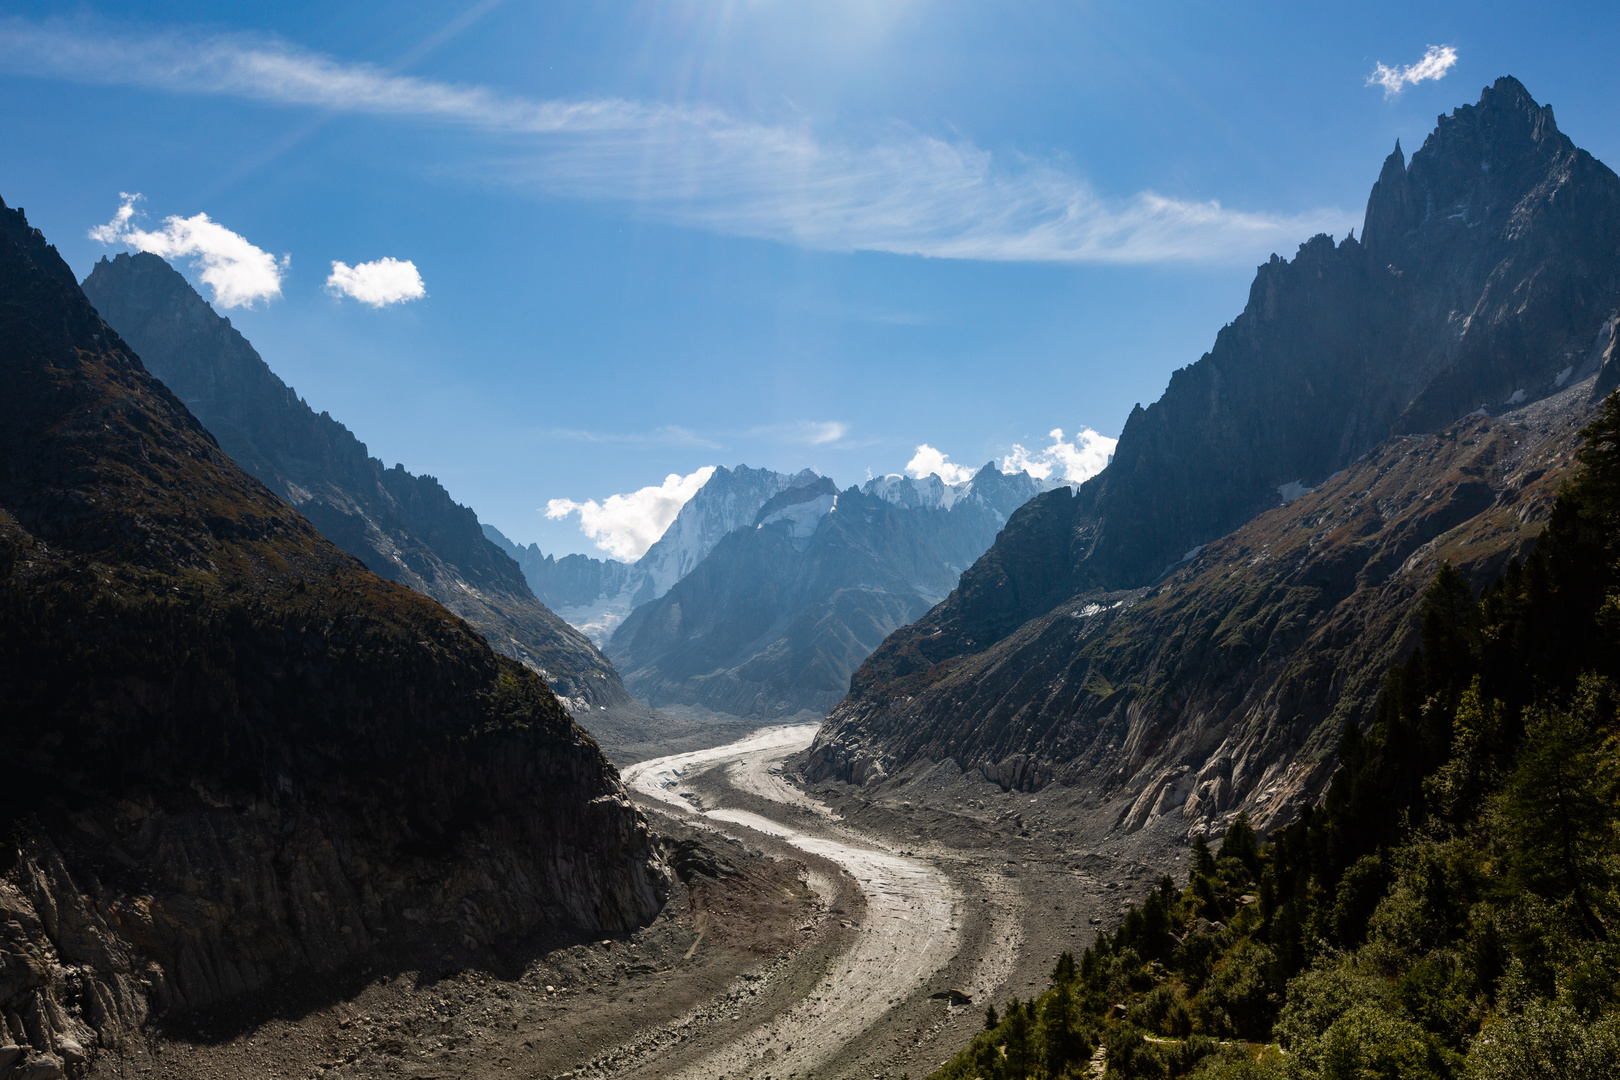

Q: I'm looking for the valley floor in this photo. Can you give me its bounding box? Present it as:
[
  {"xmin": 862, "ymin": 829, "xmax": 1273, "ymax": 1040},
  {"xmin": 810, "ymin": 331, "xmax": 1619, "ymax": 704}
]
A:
[
  {"xmin": 601, "ymin": 724, "xmax": 1193, "ymax": 1079},
  {"xmin": 89, "ymin": 726, "xmax": 1192, "ymax": 1080}
]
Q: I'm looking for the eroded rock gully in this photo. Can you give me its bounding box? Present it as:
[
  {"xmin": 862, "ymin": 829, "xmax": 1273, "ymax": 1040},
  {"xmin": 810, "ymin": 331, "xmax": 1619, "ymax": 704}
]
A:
[
  {"xmin": 0, "ymin": 738, "xmax": 667, "ymax": 1079},
  {"xmin": 813, "ymin": 77, "xmax": 1620, "ymax": 838},
  {"xmin": 811, "ymin": 384, "xmax": 1594, "ymax": 835}
]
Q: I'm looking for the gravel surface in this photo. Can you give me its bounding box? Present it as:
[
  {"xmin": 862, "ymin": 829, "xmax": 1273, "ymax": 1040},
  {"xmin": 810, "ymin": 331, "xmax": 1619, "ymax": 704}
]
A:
[
  {"xmin": 88, "ymin": 724, "xmax": 1191, "ymax": 1080},
  {"xmin": 622, "ymin": 726, "xmax": 963, "ymax": 1078},
  {"xmin": 616, "ymin": 724, "xmax": 1191, "ymax": 1079}
]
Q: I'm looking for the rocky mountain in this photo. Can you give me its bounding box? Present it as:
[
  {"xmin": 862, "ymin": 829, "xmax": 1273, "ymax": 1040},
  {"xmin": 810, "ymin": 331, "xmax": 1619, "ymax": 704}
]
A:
[
  {"xmin": 81, "ymin": 252, "xmax": 639, "ymax": 723},
  {"xmin": 608, "ymin": 463, "xmax": 1046, "ymax": 718},
  {"xmin": 810, "ymin": 78, "xmax": 1620, "ymax": 832},
  {"xmin": 0, "ymin": 197, "xmax": 666, "ymax": 1078},
  {"xmin": 484, "ymin": 527, "xmax": 633, "ymax": 610},
  {"xmin": 489, "ymin": 464, "xmax": 818, "ymax": 644}
]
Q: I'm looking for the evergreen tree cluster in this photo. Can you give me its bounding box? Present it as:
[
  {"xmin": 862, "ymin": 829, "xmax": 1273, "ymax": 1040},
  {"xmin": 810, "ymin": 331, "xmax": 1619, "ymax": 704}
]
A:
[{"xmin": 932, "ymin": 395, "xmax": 1620, "ymax": 1080}]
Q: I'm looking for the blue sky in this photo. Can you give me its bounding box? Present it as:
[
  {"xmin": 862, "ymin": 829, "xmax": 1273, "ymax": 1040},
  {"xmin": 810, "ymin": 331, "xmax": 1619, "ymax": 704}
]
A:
[{"xmin": 2, "ymin": 2, "xmax": 1616, "ymax": 558}]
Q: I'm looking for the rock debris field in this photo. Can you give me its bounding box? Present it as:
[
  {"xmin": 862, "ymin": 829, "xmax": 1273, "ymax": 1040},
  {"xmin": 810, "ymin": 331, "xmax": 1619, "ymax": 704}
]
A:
[{"xmin": 88, "ymin": 722, "xmax": 1193, "ymax": 1080}]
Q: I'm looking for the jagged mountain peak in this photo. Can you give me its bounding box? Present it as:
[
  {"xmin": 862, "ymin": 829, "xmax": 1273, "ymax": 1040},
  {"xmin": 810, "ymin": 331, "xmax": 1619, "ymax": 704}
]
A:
[
  {"xmin": 820, "ymin": 76, "xmax": 1620, "ymax": 796},
  {"xmin": 862, "ymin": 461, "xmax": 1048, "ymax": 518},
  {"xmin": 513, "ymin": 462, "xmax": 827, "ymax": 646},
  {"xmin": 633, "ymin": 463, "xmax": 822, "ymax": 602},
  {"xmin": 1362, "ymin": 77, "xmax": 1588, "ymax": 259},
  {"xmin": 0, "ymin": 198, "xmax": 79, "ymax": 292}
]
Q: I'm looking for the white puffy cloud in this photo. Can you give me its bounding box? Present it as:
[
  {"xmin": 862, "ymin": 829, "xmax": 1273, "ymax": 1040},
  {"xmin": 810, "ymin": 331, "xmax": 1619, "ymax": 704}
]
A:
[
  {"xmin": 326, "ymin": 257, "xmax": 426, "ymax": 307},
  {"xmin": 1368, "ymin": 45, "xmax": 1458, "ymax": 99},
  {"xmin": 12, "ymin": 21, "xmax": 1355, "ymax": 265},
  {"xmin": 903, "ymin": 444, "xmax": 977, "ymax": 485},
  {"xmin": 545, "ymin": 466, "xmax": 717, "ymax": 562},
  {"xmin": 1002, "ymin": 427, "xmax": 1116, "ymax": 484},
  {"xmin": 89, "ymin": 193, "xmax": 286, "ymax": 308}
]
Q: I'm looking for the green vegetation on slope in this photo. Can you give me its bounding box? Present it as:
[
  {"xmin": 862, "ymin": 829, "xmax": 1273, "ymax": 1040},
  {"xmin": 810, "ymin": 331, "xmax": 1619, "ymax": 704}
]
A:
[{"xmin": 934, "ymin": 394, "xmax": 1620, "ymax": 1080}]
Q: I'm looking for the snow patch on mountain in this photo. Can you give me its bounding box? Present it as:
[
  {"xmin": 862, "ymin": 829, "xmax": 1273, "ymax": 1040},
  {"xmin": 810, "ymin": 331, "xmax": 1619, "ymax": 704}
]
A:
[
  {"xmin": 758, "ymin": 491, "xmax": 837, "ymax": 548},
  {"xmin": 554, "ymin": 592, "xmax": 639, "ymax": 646},
  {"xmin": 634, "ymin": 465, "xmax": 818, "ymax": 603}
]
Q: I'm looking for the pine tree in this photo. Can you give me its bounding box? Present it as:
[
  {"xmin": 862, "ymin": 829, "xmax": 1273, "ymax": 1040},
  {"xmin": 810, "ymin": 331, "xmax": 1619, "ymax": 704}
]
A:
[{"xmin": 1191, "ymin": 832, "xmax": 1217, "ymax": 878}]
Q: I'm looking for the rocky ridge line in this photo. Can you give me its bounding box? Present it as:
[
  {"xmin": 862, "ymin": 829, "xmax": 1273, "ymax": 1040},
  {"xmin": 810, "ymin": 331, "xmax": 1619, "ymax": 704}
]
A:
[{"xmin": 80, "ymin": 252, "xmax": 630, "ymax": 721}]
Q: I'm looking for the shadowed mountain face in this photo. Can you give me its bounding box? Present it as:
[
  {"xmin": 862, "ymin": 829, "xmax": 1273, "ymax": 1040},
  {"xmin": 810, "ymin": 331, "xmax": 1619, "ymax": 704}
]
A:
[
  {"xmin": 0, "ymin": 200, "xmax": 665, "ymax": 1072},
  {"xmin": 81, "ymin": 251, "xmax": 633, "ymax": 718},
  {"xmin": 812, "ymin": 78, "xmax": 1620, "ymax": 826},
  {"xmin": 607, "ymin": 466, "xmax": 1045, "ymax": 718}
]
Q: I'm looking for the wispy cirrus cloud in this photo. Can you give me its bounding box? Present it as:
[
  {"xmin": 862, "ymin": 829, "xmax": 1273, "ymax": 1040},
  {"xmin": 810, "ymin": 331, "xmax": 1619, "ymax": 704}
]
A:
[
  {"xmin": 742, "ymin": 420, "xmax": 852, "ymax": 446},
  {"xmin": 537, "ymin": 426, "xmax": 723, "ymax": 450},
  {"xmin": 1368, "ymin": 45, "xmax": 1458, "ymax": 99},
  {"xmin": 539, "ymin": 420, "xmax": 852, "ymax": 450},
  {"xmin": 1, "ymin": 18, "xmax": 1351, "ymax": 264}
]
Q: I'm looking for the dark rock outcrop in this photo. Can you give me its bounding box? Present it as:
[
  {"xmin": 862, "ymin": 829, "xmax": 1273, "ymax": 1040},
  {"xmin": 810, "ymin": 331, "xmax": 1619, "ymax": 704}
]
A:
[
  {"xmin": 813, "ymin": 78, "xmax": 1620, "ymax": 824},
  {"xmin": 0, "ymin": 198, "xmax": 667, "ymax": 1077},
  {"xmin": 80, "ymin": 252, "xmax": 633, "ymax": 720}
]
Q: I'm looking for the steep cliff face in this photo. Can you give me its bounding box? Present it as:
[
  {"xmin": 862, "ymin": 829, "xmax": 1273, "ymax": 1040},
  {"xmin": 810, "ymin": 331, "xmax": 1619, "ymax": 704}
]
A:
[
  {"xmin": 608, "ymin": 465, "xmax": 1045, "ymax": 718},
  {"xmin": 813, "ymin": 78, "xmax": 1620, "ymax": 824},
  {"xmin": 841, "ymin": 78, "xmax": 1620, "ymax": 702},
  {"xmin": 0, "ymin": 199, "xmax": 666, "ymax": 1078},
  {"xmin": 811, "ymin": 388, "xmax": 1589, "ymax": 818},
  {"xmin": 81, "ymin": 252, "xmax": 631, "ymax": 719}
]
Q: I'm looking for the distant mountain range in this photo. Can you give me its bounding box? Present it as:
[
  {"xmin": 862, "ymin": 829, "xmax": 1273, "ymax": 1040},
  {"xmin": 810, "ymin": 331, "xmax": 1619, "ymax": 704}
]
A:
[
  {"xmin": 484, "ymin": 464, "xmax": 819, "ymax": 643},
  {"xmin": 81, "ymin": 252, "xmax": 670, "ymax": 748},
  {"xmin": 810, "ymin": 77, "xmax": 1620, "ymax": 832},
  {"xmin": 607, "ymin": 464, "xmax": 1050, "ymax": 717},
  {"xmin": 487, "ymin": 459, "xmax": 1053, "ymax": 720},
  {"xmin": 81, "ymin": 251, "xmax": 1051, "ymax": 743}
]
